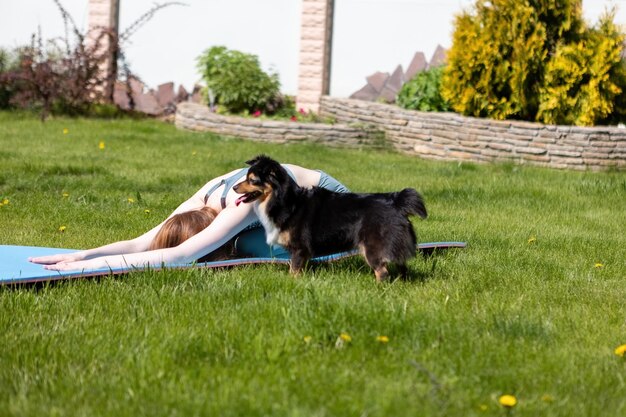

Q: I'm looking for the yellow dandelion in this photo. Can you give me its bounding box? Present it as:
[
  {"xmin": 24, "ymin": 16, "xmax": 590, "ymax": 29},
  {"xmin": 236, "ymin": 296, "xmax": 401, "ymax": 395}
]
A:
[
  {"xmin": 2, "ymin": 198, "xmax": 8, "ymax": 205},
  {"xmin": 594, "ymin": 263, "xmax": 604, "ymax": 269},
  {"xmin": 335, "ymin": 332, "xmax": 352, "ymax": 349},
  {"xmin": 127, "ymin": 198, "xmax": 135, "ymax": 203},
  {"xmin": 527, "ymin": 236, "xmax": 536, "ymax": 244},
  {"xmin": 499, "ymin": 394, "xmax": 517, "ymax": 408},
  {"xmin": 62, "ymin": 192, "xmax": 69, "ymax": 198},
  {"xmin": 303, "ymin": 336, "xmax": 312, "ymax": 344},
  {"xmin": 376, "ymin": 335, "xmax": 389, "ymax": 343},
  {"xmin": 615, "ymin": 344, "xmax": 626, "ymax": 357},
  {"xmin": 63, "ymin": 128, "xmax": 69, "ymax": 134},
  {"xmin": 99, "ymin": 141, "xmax": 105, "ymax": 150},
  {"xmin": 58, "ymin": 225, "xmax": 67, "ymax": 232},
  {"xmin": 144, "ymin": 209, "xmax": 151, "ymax": 214}
]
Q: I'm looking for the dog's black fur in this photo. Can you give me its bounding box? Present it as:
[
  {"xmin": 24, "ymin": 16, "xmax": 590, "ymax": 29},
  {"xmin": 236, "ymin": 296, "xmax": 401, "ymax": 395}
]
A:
[{"xmin": 233, "ymin": 155, "xmax": 427, "ymax": 281}]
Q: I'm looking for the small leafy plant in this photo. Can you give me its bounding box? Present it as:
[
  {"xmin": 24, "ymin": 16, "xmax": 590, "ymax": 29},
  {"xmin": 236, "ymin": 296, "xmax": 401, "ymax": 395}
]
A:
[
  {"xmin": 397, "ymin": 66, "xmax": 450, "ymax": 112},
  {"xmin": 197, "ymin": 46, "xmax": 282, "ymax": 114}
]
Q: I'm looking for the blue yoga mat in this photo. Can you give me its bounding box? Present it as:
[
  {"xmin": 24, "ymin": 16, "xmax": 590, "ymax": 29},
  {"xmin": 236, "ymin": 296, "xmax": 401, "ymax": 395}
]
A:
[{"xmin": 0, "ymin": 242, "xmax": 466, "ymax": 285}]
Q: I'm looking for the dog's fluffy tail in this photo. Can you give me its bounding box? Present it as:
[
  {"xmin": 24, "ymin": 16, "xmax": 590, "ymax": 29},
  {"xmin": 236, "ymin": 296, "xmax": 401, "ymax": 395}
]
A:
[{"xmin": 393, "ymin": 188, "xmax": 427, "ymax": 219}]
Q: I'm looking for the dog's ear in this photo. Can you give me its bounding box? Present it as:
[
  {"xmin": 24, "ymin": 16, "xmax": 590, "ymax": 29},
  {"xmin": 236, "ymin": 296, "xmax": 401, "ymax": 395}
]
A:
[
  {"xmin": 267, "ymin": 164, "xmax": 291, "ymax": 187},
  {"xmin": 246, "ymin": 154, "xmax": 274, "ymax": 166},
  {"xmin": 245, "ymin": 155, "xmax": 262, "ymax": 166}
]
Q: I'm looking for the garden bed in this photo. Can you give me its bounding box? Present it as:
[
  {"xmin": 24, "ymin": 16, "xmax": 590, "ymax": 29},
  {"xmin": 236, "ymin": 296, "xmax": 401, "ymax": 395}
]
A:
[
  {"xmin": 176, "ymin": 99, "xmax": 626, "ymax": 171},
  {"xmin": 175, "ymin": 102, "xmax": 376, "ymax": 148},
  {"xmin": 320, "ymin": 97, "xmax": 626, "ymax": 171}
]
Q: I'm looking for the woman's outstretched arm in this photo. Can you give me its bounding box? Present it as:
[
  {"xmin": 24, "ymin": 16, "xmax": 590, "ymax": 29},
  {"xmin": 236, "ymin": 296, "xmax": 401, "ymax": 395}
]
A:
[
  {"xmin": 29, "ymin": 177, "xmax": 224, "ymax": 265},
  {"xmin": 39, "ymin": 202, "xmax": 257, "ymax": 271},
  {"xmin": 28, "ymin": 221, "xmax": 166, "ymax": 265}
]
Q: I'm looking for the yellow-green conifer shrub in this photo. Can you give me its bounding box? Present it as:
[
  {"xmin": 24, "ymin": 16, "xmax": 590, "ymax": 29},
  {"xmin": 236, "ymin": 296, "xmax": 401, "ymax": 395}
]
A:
[
  {"xmin": 537, "ymin": 11, "xmax": 626, "ymax": 126},
  {"xmin": 442, "ymin": 0, "xmax": 626, "ymax": 126},
  {"xmin": 442, "ymin": 0, "xmax": 580, "ymax": 120}
]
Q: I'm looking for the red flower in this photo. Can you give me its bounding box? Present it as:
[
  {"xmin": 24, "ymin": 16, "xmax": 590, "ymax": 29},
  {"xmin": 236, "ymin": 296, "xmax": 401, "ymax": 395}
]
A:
[
  {"xmin": 290, "ymin": 115, "xmax": 298, "ymax": 121},
  {"xmin": 298, "ymin": 108, "xmax": 307, "ymax": 115},
  {"xmin": 252, "ymin": 110, "xmax": 262, "ymax": 117}
]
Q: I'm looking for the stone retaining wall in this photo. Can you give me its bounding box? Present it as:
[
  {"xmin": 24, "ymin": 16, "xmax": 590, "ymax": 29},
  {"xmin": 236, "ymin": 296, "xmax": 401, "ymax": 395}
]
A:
[
  {"xmin": 175, "ymin": 99, "xmax": 626, "ymax": 171},
  {"xmin": 175, "ymin": 102, "xmax": 374, "ymax": 148},
  {"xmin": 320, "ymin": 97, "xmax": 626, "ymax": 170}
]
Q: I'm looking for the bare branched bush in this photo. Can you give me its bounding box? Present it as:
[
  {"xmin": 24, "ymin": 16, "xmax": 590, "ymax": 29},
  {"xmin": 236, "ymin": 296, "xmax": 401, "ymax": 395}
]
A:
[{"xmin": 0, "ymin": 0, "xmax": 185, "ymax": 120}]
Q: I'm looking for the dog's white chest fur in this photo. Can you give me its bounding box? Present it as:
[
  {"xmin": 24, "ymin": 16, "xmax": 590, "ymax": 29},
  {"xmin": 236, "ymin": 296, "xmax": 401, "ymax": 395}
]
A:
[{"xmin": 254, "ymin": 201, "xmax": 281, "ymax": 246}]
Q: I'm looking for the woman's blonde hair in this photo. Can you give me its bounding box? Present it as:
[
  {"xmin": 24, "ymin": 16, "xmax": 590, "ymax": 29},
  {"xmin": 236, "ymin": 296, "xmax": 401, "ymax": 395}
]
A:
[{"xmin": 149, "ymin": 206, "xmax": 234, "ymax": 261}]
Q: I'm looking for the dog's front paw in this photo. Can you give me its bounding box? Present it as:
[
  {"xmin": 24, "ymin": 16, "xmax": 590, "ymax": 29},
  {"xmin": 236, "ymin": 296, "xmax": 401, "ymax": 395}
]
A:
[
  {"xmin": 374, "ymin": 266, "xmax": 389, "ymax": 283},
  {"xmin": 289, "ymin": 263, "xmax": 303, "ymax": 277},
  {"xmin": 288, "ymin": 251, "xmax": 310, "ymax": 277}
]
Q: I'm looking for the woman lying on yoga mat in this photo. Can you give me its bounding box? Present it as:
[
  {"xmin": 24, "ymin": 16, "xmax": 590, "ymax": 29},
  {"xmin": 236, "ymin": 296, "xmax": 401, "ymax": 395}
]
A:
[{"xmin": 29, "ymin": 163, "xmax": 349, "ymax": 271}]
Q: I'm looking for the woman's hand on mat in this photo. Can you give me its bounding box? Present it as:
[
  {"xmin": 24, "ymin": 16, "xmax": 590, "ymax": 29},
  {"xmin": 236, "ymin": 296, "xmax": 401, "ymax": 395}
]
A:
[
  {"xmin": 42, "ymin": 260, "xmax": 93, "ymax": 271},
  {"xmin": 29, "ymin": 253, "xmax": 83, "ymax": 265}
]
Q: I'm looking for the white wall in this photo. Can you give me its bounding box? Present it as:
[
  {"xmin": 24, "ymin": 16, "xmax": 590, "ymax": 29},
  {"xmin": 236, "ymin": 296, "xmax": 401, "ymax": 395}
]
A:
[{"xmin": 0, "ymin": 0, "xmax": 624, "ymax": 97}]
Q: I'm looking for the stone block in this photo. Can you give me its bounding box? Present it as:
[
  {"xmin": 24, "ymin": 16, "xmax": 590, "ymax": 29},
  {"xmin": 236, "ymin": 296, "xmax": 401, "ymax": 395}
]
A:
[
  {"xmin": 299, "ymin": 52, "xmax": 324, "ymax": 66},
  {"xmin": 507, "ymin": 127, "xmax": 536, "ymax": 139},
  {"xmin": 299, "ymin": 64, "xmax": 325, "ymax": 78},
  {"xmin": 301, "ymin": 14, "xmax": 327, "ymax": 28},
  {"xmin": 520, "ymin": 153, "xmax": 550, "ymax": 162},
  {"xmin": 501, "ymin": 137, "xmax": 532, "ymax": 148},
  {"xmin": 459, "ymin": 139, "xmax": 483, "ymax": 148},
  {"xmin": 481, "ymin": 149, "xmax": 516, "ymax": 159},
  {"xmin": 414, "ymin": 144, "xmax": 446, "ymax": 157},
  {"xmin": 430, "ymin": 129, "xmax": 460, "ymax": 142},
  {"xmin": 551, "ymin": 156, "xmax": 584, "ymax": 165},
  {"xmin": 302, "ymin": 0, "xmax": 327, "ymax": 13},
  {"xmin": 448, "ymin": 150, "xmax": 486, "ymax": 161},
  {"xmin": 516, "ymin": 146, "xmax": 547, "ymax": 155},
  {"xmin": 300, "ymin": 27, "xmax": 326, "ymax": 41},
  {"xmin": 299, "ymin": 40, "xmax": 325, "ymax": 54},
  {"xmin": 486, "ymin": 142, "xmax": 514, "ymax": 152},
  {"xmin": 535, "ymin": 133, "xmax": 557, "ymax": 143}
]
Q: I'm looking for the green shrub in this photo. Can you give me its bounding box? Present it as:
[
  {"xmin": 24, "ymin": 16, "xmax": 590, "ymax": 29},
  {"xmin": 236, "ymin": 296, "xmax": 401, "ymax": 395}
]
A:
[
  {"xmin": 442, "ymin": 0, "xmax": 626, "ymax": 126},
  {"xmin": 537, "ymin": 11, "xmax": 626, "ymax": 126},
  {"xmin": 397, "ymin": 66, "xmax": 450, "ymax": 112},
  {"xmin": 197, "ymin": 46, "xmax": 282, "ymax": 114}
]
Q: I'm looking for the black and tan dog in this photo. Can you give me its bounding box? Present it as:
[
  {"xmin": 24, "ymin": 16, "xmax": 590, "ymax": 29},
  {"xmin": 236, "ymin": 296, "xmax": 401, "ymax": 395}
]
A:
[{"xmin": 233, "ymin": 155, "xmax": 428, "ymax": 281}]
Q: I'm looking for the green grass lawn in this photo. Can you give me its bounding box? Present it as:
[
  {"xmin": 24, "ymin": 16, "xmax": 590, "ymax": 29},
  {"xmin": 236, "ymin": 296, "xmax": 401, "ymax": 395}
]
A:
[{"xmin": 1, "ymin": 111, "xmax": 625, "ymax": 417}]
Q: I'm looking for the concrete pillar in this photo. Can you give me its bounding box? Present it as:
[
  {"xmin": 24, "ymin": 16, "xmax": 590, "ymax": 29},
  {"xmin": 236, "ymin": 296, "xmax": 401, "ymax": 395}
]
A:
[
  {"xmin": 297, "ymin": 0, "xmax": 334, "ymax": 113},
  {"xmin": 87, "ymin": 0, "xmax": 120, "ymax": 101}
]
